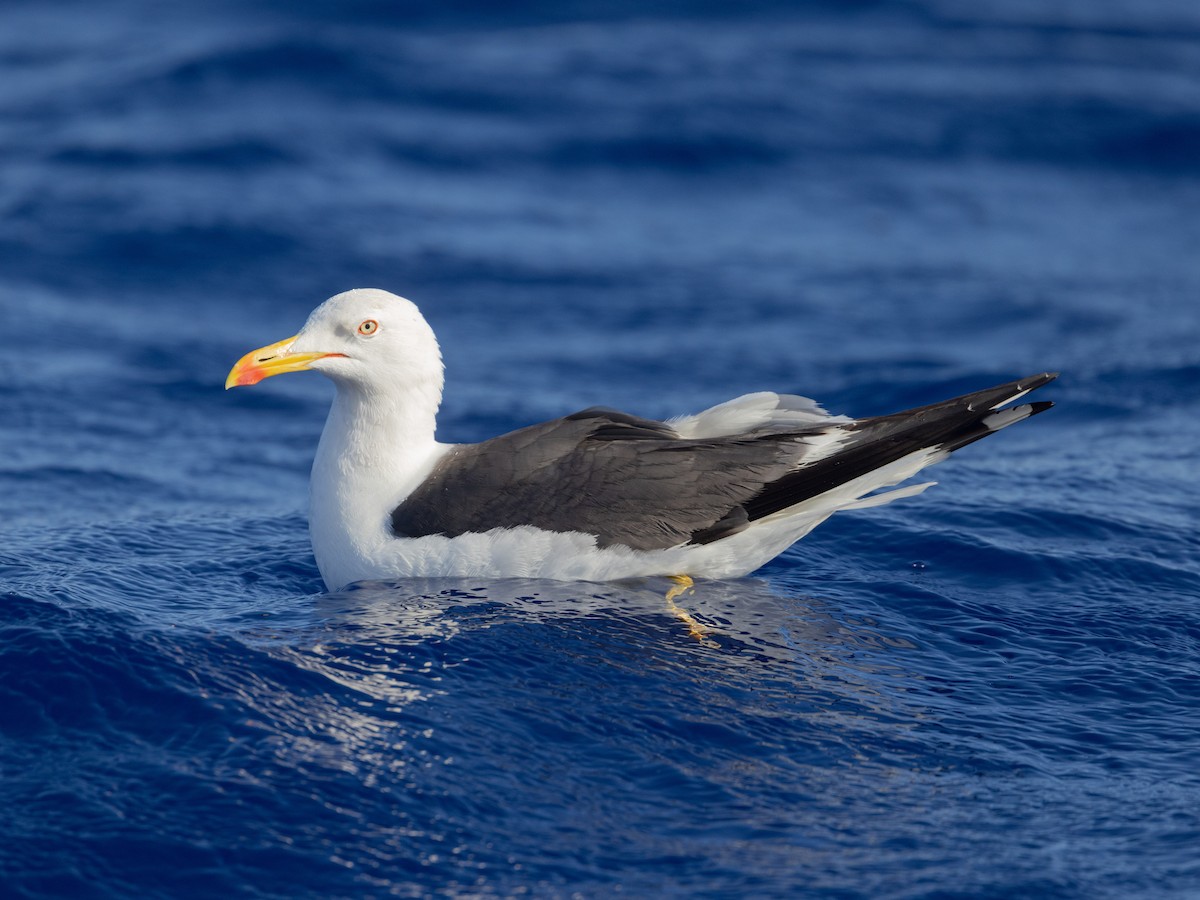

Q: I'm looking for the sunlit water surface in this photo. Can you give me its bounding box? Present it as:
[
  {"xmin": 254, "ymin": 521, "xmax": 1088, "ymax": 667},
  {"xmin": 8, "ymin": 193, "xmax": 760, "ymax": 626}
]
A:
[{"xmin": 2, "ymin": 1, "xmax": 1200, "ymax": 897}]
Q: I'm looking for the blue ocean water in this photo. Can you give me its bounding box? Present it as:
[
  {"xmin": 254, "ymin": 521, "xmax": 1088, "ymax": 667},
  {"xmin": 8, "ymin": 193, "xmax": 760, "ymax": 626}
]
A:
[{"xmin": 2, "ymin": 0, "xmax": 1200, "ymax": 896}]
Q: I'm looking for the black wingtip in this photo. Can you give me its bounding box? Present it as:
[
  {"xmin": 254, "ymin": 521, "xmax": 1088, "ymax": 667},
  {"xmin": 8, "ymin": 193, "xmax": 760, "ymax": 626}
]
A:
[
  {"xmin": 731, "ymin": 371, "xmax": 1058, "ymax": 527},
  {"xmin": 1010, "ymin": 374, "xmax": 1057, "ymax": 413},
  {"xmin": 1016, "ymin": 372, "xmax": 1059, "ymax": 392}
]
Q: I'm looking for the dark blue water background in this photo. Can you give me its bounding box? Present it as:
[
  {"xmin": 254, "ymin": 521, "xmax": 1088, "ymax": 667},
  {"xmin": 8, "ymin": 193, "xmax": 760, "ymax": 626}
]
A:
[{"xmin": 2, "ymin": 1, "xmax": 1199, "ymax": 896}]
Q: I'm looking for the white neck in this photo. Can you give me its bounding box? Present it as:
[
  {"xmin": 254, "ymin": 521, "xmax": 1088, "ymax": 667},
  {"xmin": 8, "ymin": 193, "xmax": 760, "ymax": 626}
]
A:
[{"xmin": 308, "ymin": 373, "xmax": 448, "ymax": 588}]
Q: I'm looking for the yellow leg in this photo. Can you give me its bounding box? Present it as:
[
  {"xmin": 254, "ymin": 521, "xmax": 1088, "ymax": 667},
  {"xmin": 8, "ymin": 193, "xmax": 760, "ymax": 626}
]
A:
[
  {"xmin": 665, "ymin": 574, "xmax": 693, "ymax": 602},
  {"xmin": 664, "ymin": 575, "xmax": 709, "ymax": 641}
]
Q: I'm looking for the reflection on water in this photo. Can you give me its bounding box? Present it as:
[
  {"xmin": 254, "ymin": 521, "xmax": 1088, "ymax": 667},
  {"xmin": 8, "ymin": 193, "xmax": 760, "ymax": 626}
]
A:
[
  {"xmin": 188, "ymin": 574, "xmax": 972, "ymax": 892},
  {"xmin": 256, "ymin": 576, "xmax": 931, "ymax": 774}
]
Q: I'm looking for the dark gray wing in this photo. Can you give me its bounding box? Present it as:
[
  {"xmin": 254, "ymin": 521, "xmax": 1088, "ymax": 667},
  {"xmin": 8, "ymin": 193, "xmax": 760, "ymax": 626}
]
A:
[
  {"xmin": 391, "ymin": 408, "xmax": 802, "ymax": 551},
  {"xmin": 390, "ymin": 373, "xmax": 1057, "ymax": 551}
]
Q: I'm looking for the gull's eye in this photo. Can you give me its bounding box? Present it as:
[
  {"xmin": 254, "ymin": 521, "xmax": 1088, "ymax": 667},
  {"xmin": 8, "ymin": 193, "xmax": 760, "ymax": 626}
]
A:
[{"xmin": 357, "ymin": 319, "xmax": 379, "ymax": 336}]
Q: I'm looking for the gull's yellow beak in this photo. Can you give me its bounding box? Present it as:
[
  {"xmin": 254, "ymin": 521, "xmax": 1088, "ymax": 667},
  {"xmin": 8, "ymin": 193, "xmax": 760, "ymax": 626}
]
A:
[{"xmin": 225, "ymin": 335, "xmax": 344, "ymax": 389}]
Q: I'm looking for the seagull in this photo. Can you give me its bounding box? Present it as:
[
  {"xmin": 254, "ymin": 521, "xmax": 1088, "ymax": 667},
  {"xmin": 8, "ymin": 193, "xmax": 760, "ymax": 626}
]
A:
[{"xmin": 226, "ymin": 289, "xmax": 1055, "ymax": 591}]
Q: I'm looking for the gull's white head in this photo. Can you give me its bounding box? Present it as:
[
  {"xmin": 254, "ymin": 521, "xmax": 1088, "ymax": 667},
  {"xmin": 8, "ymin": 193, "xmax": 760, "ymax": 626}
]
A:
[{"xmin": 225, "ymin": 289, "xmax": 443, "ymax": 395}]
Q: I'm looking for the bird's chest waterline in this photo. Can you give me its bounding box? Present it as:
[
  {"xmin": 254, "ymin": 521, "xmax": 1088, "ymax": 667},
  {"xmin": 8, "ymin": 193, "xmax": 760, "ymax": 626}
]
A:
[
  {"xmin": 308, "ymin": 432, "xmax": 448, "ymax": 589},
  {"xmin": 307, "ymin": 464, "xmax": 392, "ymax": 589}
]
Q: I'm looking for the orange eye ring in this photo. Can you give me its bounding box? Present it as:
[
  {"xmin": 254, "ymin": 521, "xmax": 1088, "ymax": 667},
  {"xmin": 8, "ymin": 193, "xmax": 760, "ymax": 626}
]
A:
[{"xmin": 357, "ymin": 319, "xmax": 379, "ymax": 336}]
